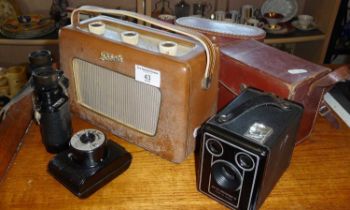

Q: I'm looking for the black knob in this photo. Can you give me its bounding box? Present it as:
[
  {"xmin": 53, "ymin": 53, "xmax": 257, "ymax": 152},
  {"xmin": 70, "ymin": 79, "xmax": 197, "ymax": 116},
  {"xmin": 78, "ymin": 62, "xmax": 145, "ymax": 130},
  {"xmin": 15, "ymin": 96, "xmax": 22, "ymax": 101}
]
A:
[
  {"xmin": 70, "ymin": 129, "xmax": 107, "ymax": 167},
  {"xmin": 216, "ymin": 113, "xmax": 233, "ymax": 123}
]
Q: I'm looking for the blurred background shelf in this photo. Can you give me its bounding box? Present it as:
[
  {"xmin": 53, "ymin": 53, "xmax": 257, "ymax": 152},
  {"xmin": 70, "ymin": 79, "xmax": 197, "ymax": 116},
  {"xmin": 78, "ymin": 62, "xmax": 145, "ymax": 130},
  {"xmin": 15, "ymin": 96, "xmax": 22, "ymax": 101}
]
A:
[
  {"xmin": 0, "ymin": 31, "xmax": 58, "ymax": 45},
  {"xmin": 264, "ymin": 29, "xmax": 325, "ymax": 44},
  {"xmin": 0, "ymin": 0, "xmax": 343, "ymax": 66},
  {"xmin": 0, "ymin": 39, "xmax": 58, "ymax": 45}
]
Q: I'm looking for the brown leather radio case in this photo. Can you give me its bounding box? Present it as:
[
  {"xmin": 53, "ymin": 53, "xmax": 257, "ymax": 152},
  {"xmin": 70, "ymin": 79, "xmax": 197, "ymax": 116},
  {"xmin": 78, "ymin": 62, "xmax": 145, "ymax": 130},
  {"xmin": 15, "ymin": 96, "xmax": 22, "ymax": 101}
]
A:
[
  {"xmin": 60, "ymin": 6, "xmax": 219, "ymax": 163},
  {"xmin": 219, "ymin": 40, "xmax": 350, "ymax": 143}
]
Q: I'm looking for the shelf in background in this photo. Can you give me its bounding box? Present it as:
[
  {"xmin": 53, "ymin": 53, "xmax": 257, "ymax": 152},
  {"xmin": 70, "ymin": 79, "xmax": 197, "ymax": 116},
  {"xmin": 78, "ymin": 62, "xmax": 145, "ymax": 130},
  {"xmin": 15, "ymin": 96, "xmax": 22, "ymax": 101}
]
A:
[
  {"xmin": 0, "ymin": 31, "xmax": 325, "ymax": 46},
  {"xmin": 0, "ymin": 38, "xmax": 58, "ymax": 45},
  {"xmin": 0, "ymin": 30, "xmax": 59, "ymax": 45},
  {"xmin": 264, "ymin": 29, "xmax": 326, "ymax": 44}
]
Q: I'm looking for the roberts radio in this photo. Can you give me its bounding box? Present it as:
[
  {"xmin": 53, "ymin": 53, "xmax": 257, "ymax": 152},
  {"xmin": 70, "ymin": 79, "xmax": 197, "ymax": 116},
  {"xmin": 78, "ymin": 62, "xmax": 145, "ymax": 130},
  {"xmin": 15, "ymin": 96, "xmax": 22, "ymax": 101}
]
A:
[{"xmin": 59, "ymin": 6, "xmax": 219, "ymax": 163}]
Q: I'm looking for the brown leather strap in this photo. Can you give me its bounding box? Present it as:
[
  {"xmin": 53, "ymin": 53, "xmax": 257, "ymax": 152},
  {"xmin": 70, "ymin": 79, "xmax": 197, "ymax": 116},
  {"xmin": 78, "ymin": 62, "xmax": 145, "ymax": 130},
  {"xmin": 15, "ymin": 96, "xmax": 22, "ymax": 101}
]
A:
[
  {"xmin": 311, "ymin": 65, "xmax": 350, "ymax": 128},
  {"xmin": 319, "ymin": 100, "xmax": 340, "ymax": 129},
  {"xmin": 310, "ymin": 65, "xmax": 350, "ymax": 94},
  {"xmin": 71, "ymin": 5, "xmax": 217, "ymax": 89}
]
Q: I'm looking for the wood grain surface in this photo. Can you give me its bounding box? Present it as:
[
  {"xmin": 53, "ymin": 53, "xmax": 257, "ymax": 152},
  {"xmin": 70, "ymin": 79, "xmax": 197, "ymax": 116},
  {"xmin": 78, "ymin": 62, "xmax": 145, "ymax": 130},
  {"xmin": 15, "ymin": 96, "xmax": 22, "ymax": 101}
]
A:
[
  {"xmin": 0, "ymin": 95, "xmax": 32, "ymax": 180},
  {"xmin": 0, "ymin": 115, "xmax": 349, "ymax": 210}
]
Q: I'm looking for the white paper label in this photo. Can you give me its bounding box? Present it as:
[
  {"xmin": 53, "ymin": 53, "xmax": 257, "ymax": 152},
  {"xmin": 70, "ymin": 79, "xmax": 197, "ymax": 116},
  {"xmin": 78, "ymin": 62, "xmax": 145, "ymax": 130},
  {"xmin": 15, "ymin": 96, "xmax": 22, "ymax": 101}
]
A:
[
  {"xmin": 135, "ymin": 65, "xmax": 161, "ymax": 88},
  {"xmin": 288, "ymin": 69, "xmax": 308, "ymax": 74}
]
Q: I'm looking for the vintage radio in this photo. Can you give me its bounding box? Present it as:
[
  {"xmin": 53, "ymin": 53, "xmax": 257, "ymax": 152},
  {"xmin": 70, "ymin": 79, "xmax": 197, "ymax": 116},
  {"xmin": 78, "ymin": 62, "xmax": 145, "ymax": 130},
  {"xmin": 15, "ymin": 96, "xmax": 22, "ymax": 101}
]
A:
[
  {"xmin": 197, "ymin": 88, "xmax": 303, "ymax": 209},
  {"xmin": 59, "ymin": 6, "xmax": 219, "ymax": 163}
]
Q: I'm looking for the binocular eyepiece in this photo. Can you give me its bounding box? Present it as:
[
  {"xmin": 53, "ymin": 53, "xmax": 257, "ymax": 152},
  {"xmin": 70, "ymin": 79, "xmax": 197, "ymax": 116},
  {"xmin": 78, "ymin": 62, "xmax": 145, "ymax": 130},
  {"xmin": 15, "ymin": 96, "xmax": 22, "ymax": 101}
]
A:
[{"xmin": 32, "ymin": 66, "xmax": 60, "ymax": 91}]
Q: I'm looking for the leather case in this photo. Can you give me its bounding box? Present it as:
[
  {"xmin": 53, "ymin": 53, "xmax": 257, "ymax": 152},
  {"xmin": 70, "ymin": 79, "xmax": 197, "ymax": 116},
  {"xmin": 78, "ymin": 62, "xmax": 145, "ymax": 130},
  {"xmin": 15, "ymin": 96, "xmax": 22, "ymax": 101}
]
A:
[
  {"xmin": 219, "ymin": 40, "xmax": 335, "ymax": 143},
  {"xmin": 169, "ymin": 17, "xmax": 350, "ymax": 143},
  {"xmin": 60, "ymin": 6, "xmax": 219, "ymax": 163}
]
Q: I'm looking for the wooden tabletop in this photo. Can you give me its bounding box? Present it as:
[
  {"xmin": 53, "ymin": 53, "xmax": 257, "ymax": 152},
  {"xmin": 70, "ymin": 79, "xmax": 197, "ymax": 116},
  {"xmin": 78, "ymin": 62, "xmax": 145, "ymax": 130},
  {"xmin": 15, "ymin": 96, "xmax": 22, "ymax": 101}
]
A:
[{"xmin": 0, "ymin": 115, "xmax": 349, "ymax": 210}]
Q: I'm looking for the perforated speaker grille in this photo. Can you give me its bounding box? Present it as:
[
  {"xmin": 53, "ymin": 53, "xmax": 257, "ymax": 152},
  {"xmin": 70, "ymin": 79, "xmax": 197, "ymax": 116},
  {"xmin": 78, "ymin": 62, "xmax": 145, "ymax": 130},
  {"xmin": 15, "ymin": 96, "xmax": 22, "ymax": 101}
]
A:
[{"xmin": 73, "ymin": 59, "xmax": 161, "ymax": 135}]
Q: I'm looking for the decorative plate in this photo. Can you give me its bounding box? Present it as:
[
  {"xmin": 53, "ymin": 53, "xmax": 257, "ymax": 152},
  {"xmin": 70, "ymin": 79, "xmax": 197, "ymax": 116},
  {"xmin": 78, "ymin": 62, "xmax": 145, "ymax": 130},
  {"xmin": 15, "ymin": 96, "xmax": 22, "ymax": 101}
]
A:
[
  {"xmin": 261, "ymin": 0, "xmax": 298, "ymax": 23},
  {"xmin": 0, "ymin": 15, "xmax": 56, "ymax": 39}
]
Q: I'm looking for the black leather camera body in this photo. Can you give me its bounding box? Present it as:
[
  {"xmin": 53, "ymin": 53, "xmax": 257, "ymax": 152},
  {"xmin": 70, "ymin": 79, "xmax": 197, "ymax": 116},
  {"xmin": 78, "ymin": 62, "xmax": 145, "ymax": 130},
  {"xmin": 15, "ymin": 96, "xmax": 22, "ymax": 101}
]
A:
[
  {"xmin": 48, "ymin": 129, "xmax": 132, "ymax": 198},
  {"xmin": 197, "ymin": 88, "xmax": 303, "ymax": 209}
]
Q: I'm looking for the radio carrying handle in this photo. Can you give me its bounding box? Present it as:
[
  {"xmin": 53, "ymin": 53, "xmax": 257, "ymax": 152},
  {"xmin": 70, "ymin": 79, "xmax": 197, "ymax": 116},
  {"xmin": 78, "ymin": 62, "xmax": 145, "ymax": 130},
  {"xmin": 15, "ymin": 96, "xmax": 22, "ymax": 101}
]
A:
[{"xmin": 71, "ymin": 5, "xmax": 217, "ymax": 89}]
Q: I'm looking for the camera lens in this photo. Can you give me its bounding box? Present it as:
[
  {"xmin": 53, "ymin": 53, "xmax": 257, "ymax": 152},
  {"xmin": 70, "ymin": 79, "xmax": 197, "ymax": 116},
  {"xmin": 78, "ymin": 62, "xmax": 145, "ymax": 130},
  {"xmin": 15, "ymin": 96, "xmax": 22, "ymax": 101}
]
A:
[
  {"xmin": 211, "ymin": 160, "xmax": 242, "ymax": 191},
  {"xmin": 32, "ymin": 67, "xmax": 58, "ymax": 90}
]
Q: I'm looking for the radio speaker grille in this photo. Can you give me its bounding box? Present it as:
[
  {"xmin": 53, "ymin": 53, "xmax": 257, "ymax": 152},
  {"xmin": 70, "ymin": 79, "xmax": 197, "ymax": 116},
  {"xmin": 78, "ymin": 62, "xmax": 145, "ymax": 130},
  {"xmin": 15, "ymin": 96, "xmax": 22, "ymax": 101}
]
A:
[{"xmin": 73, "ymin": 59, "xmax": 161, "ymax": 135}]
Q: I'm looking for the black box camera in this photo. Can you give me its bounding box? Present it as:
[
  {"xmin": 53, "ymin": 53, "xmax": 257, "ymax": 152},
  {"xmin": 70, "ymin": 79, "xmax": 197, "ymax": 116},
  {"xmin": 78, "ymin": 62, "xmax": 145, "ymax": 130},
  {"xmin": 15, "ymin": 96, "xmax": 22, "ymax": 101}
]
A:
[{"xmin": 197, "ymin": 88, "xmax": 303, "ymax": 209}]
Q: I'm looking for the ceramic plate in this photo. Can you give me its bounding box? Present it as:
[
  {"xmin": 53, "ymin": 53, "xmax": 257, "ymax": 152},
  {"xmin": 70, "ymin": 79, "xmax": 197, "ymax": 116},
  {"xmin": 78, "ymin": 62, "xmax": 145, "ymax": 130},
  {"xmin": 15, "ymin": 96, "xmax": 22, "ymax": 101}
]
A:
[
  {"xmin": 0, "ymin": 15, "xmax": 56, "ymax": 39},
  {"xmin": 261, "ymin": 0, "xmax": 298, "ymax": 23},
  {"xmin": 292, "ymin": 20, "xmax": 317, "ymax": 31}
]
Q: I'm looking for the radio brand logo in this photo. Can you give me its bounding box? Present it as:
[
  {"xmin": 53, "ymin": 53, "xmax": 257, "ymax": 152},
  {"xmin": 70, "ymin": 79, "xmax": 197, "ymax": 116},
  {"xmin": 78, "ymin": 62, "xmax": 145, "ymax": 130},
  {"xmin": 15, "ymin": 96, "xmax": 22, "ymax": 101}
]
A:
[{"xmin": 99, "ymin": 51, "xmax": 124, "ymax": 63}]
